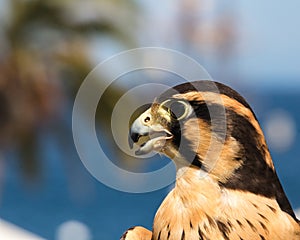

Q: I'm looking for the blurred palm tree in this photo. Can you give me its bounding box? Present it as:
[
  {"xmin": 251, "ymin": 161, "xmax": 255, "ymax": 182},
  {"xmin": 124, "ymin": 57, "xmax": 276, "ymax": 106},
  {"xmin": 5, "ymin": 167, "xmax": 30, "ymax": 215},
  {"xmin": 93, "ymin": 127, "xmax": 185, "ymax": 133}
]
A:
[{"xmin": 0, "ymin": 0, "xmax": 138, "ymax": 181}]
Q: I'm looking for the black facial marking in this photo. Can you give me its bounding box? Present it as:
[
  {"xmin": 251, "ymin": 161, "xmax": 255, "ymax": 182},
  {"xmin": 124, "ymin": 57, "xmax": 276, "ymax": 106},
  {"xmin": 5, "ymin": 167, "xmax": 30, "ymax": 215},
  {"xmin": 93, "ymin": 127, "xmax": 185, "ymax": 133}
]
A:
[
  {"xmin": 189, "ymin": 101, "xmax": 227, "ymax": 140},
  {"xmin": 189, "ymin": 101, "xmax": 211, "ymax": 122},
  {"xmin": 219, "ymin": 109, "xmax": 297, "ymax": 220},
  {"xmin": 167, "ymin": 101, "xmax": 227, "ymax": 169},
  {"xmin": 170, "ymin": 102, "xmax": 225, "ymax": 169},
  {"xmin": 173, "ymin": 131, "xmax": 204, "ymax": 169}
]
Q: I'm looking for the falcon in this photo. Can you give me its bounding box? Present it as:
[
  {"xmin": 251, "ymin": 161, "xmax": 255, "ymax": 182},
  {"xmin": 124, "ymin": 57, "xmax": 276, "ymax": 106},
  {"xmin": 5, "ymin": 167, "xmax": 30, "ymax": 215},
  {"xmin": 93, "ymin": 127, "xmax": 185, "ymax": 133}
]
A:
[{"xmin": 121, "ymin": 81, "xmax": 300, "ymax": 240}]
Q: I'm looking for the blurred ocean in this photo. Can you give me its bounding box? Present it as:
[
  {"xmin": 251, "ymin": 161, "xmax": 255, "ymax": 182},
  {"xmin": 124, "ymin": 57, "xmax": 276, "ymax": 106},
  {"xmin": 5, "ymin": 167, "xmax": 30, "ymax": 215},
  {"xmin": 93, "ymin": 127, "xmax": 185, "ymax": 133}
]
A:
[{"xmin": 0, "ymin": 90, "xmax": 299, "ymax": 240}]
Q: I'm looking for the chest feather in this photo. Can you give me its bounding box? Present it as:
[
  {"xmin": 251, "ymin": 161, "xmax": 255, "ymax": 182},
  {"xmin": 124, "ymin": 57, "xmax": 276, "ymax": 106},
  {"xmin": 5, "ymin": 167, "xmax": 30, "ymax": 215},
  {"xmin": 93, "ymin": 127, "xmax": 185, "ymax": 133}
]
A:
[{"xmin": 152, "ymin": 168, "xmax": 300, "ymax": 240}]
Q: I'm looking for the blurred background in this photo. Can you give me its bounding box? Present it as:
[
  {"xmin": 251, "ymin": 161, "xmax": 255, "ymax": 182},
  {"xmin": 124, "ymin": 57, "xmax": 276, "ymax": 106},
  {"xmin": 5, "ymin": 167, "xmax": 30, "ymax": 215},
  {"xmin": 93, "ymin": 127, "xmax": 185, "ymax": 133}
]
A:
[{"xmin": 0, "ymin": 0, "xmax": 299, "ymax": 239}]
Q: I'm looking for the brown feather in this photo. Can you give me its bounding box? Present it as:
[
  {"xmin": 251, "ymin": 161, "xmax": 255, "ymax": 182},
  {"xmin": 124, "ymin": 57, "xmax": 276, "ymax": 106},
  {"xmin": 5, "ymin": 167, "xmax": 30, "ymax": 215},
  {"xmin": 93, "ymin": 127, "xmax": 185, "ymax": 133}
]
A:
[
  {"xmin": 120, "ymin": 226, "xmax": 152, "ymax": 240},
  {"xmin": 153, "ymin": 167, "xmax": 300, "ymax": 240}
]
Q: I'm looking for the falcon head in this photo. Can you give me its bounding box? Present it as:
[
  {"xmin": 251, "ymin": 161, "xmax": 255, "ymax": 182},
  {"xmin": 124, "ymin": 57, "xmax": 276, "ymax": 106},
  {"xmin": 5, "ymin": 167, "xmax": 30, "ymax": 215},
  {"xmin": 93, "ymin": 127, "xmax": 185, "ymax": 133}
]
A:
[
  {"xmin": 129, "ymin": 80, "xmax": 297, "ymax": 220},
  {"xmin": 129, "ymin": 80, "xmax": 252, "ymax": 174},
  {"xmin": 129, "ymin": 94, "xmax": 194, "ymax": 160}
]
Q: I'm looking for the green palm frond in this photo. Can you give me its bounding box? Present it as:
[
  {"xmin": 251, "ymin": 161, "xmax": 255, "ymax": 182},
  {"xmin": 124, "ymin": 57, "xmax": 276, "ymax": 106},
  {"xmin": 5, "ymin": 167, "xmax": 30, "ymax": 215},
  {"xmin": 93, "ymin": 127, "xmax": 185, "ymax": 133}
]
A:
[{"xmin": 0, "ymin": 0, "xmax": 139, "ymax": 179}]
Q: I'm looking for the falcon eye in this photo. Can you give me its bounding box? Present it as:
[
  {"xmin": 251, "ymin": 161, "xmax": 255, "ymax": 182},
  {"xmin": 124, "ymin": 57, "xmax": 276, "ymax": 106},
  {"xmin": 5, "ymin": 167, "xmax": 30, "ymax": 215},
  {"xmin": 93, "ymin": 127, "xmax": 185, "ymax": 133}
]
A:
[
  {"xmin": 168, "ymin": 101, "xmax": 187, "ymax": 119},
  {"xmin": 160, "ymin": 100, "xmax": 190, "ymax": 120}
]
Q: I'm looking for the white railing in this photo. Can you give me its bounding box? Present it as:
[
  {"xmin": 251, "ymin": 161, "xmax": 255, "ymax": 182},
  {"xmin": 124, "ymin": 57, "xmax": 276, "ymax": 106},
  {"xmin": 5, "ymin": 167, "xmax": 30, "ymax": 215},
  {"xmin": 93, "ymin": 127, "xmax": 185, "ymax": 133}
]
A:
[
  {"xmin": 295, "ymin": 208, "xmax": 300, "ymax": 219},
  {"xmin": 0, "ymin": 219, "xmax": 45, "ymax": 240}
]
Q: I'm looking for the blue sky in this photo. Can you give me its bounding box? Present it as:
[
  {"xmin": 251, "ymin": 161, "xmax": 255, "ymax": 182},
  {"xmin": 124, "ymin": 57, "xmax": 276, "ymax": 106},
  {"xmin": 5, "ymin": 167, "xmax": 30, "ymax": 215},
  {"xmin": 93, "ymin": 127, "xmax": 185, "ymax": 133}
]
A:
[
  {"xmin": 238, "ymin": 1, "xmax": 300, "ymax": 84},
  {"xmin": 139, "ymin": 0, "xmax": 300, "ymax": 88},
  {"xmin": 1, "ymin": 0, "xmax": 299, "ymax": 88}
]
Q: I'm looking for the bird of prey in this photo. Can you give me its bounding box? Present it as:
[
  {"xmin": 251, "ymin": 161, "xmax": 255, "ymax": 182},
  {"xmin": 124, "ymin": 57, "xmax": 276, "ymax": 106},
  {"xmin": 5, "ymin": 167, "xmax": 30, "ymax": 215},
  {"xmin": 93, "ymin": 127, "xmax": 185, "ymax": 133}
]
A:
[{"xmin": 121, "ymin": 81, "xmax": 300, "ymax": 240}]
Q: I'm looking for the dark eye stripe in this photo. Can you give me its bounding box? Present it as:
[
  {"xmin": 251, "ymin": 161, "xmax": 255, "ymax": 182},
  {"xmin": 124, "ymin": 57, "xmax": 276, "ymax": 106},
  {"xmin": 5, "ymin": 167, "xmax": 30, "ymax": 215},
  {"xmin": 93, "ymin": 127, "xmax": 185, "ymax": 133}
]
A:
[
  {"xmin": 219, "ymin": 108, "xmax": 296, "ymax": 220},
  {"xmin": 176, "ymin": 98, "xmax": 295, "ymax": 219}
]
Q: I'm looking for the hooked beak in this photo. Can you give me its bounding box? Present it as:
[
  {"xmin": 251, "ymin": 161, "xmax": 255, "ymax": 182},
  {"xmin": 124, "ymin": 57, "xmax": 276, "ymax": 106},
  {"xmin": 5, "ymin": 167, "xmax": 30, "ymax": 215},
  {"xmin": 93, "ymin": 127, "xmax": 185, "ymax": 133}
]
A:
[{"xmin": 129, "ymin": 109, "xmax": 173, "ymax": 155}]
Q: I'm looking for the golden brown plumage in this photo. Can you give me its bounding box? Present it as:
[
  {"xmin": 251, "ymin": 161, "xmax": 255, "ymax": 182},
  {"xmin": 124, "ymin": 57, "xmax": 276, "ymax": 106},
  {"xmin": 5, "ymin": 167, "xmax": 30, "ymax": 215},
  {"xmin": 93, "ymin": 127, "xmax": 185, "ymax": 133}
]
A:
[
  {"xmin": 121, "ymin": 81, "xmax": 300, "ymax": 240},
  {"xmin": 120, "ymin": 226, "xmax": 152, "ymax": 240}
]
